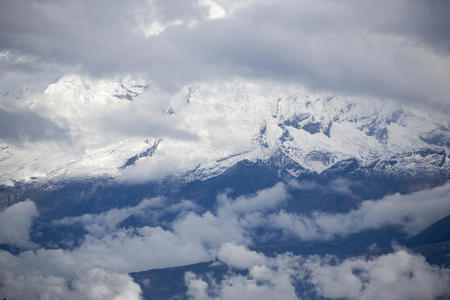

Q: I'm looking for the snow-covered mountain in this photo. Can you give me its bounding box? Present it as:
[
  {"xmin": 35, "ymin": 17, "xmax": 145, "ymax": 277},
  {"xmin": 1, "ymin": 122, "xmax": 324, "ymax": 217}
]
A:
[{"xmin": 0, "ymin": 75, "xmax": 448, "ymax": 185}]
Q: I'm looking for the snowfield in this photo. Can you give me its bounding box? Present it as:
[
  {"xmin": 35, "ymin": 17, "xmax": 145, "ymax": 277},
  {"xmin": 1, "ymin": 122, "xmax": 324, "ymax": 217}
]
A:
[{"xmin": 0, "ymin": 75, "xmax": 448, "ymax": 185}]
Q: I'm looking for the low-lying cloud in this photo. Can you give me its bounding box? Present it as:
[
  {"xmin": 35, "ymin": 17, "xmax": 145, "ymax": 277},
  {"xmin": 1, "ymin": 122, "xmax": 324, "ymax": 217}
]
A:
[
  {"xmin": 270, "ymin": 182, "xmax": 450, "ymax": 240},
  {"xmin": 0, "ymin": 184, "xmax": 287, "ymax": 299},
  {"xmin": 306, "ymin": 249, "xmax": 450, "ymax": 300},
  {"xmin": 0, "ymin": 199, "xmax": 38, "ymax": 248},
  {"xmin": 0, "ymin": 249, "xmax": 142, "ymax": 300},
  {"xmin": 216, "ymin": 242, "xmax": 266, "ymax": 270},
  {"xmin": 186, "ymin": 243, "xmax": 450, "ymax": 300},
  {"xmin": 1, "ymin": 182, "xmax": 450, "ymax": 299},
  {"xmin": 217, "ymin": 182, "xmax": 288, "ymax": 214},
  {"xmin": 53, "ymin": 197, "xmax": 165, "ymax": 237}
]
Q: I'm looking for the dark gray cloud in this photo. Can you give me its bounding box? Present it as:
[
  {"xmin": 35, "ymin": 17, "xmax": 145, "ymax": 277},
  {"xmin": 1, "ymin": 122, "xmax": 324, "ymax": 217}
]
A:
[
  {"xmin": 347, "ymin": 0, "xmax": 450, "ymax": 53},
  {"xmin": 0, "ymin": 107, "xmax": 67, "ymax": 143},
  {"xmin": 0, "ymin": 0, "xmax": 449, "ymax": 106}
]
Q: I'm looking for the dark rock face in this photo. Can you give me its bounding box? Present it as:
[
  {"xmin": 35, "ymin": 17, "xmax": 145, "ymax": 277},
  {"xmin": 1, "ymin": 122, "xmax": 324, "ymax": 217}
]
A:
[{"xmin": 120, "ymin": 139, "xmax": 161, "ymax": 169}]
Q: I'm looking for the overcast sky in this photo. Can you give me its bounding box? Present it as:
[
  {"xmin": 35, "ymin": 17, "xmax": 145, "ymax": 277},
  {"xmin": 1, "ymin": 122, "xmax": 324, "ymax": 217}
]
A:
[
  {"xmin": 1, "ymin": 2, "xmax": 450, "ymax": 299},
  {"xmin": 1, "ymin": 0, "xmax": 450, "ymax": 109}
]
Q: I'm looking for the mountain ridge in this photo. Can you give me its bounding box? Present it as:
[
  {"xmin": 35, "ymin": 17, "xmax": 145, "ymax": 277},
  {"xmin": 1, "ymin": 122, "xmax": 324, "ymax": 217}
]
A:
[{"xmin": 0, "ymin": 75, "xmax": 448, "ymax": 186}]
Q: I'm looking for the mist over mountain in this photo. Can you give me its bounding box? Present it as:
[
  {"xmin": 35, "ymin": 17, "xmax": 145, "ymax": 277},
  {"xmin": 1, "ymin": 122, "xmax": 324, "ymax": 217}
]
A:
[{"xmin": 1, "ymin": 1, "xmax": 449, "ymax": 299}]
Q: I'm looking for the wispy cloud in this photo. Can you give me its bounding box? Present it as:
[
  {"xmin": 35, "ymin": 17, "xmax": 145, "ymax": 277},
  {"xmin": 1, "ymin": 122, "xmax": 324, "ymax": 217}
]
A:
[
  {"xmin": 0, "ymin": 107, "xmax": 68, "ymax": 144},
  {"xmin": 270, "ymin": 182, "xmax": 450, "ymax": 240}
]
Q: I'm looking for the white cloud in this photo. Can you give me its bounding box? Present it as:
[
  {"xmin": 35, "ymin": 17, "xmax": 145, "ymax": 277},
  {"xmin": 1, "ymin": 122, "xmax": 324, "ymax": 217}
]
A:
[
  {"xmin": 172, "ymin": 183, "xmax": 290, "ymax": 249},
  {"xmin": 0, "ymin": 223, "xmax": 210, "ymax": 299},
  {"xmin": 270, "ymin": 182, "xmax": 450, "ymax": 240},
  {"xmin": 75, "ymin": 226, "xmax": 211, "ymax": 273},
  {"xmin": 186, "ymin": 244, "xmax": 300, "ymax": 300},
  {"xmin": 53, "ymin": 197, "xmax": 164, "ymax": 237},
  {"xmin": 0, "ymin": 250, "xmax": 143, "ymax": 300},
  {"xmin": 198, "ymin": 0, "xmax": 226, "ymax": 19},
  {"xmin": 0, "ymin": 183, "xmax": 290, "ymax": 299},
  {"xmin": 185, "ymin": 245, "xmax": 450, "ymax": 300},
  {"xmin": 217, "ymin": 242, "xmax": 266, "ymax": 269},
  {"xmin": 185, "ymin": 265, "xmax": 299, "ymax": 300},
  {"xmin": 72, "ymin": 268, "xmax": 142, "ymax": 300},
  {"xmin": 218, "ymin": 265, "xmax": 299, "ymax": 300},
  {"xmin": 327, "ymin": 178, "xmax": 355, "ymax": 197},
  {"xmin": 0, "ymin": 200, "xmax": 39, "ymax": 248},
  {"xmin": 217, "ymin": 182, "xmax": 288, "ymax": 214},
  {"xmin": 2, "ymin": 182, "xmax": 450, "ymax": 299},
  {"xmin": 120, "ymin": 155, "xmax": 185, "ymax": 183},
  {"xmin": 305, "ymin": 249, "xmax": 450, "ymax": 300},
  {"xmin": 173, "ymin": 211, "xmax": 249, "ymax": 249},
  {"xmin": 185, "ymin": 272, "xmax": 211, "ymax": 300},
  {"xmin": 288, "ymin": 179, "xmax": 320, "ymax": 190},
  {"xmin": 289, "ymin": 178, "xmax": 355, "ymax": 196},
  {"xmin": 45, "ymin": 183, "xmax": 289, "ymax": 276}
]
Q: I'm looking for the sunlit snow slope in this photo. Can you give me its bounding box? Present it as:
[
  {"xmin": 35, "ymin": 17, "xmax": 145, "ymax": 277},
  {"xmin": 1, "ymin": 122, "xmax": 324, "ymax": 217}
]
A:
[{"xmin": 0, "ymin": 75, "xmax": 448, "ymax": 185}]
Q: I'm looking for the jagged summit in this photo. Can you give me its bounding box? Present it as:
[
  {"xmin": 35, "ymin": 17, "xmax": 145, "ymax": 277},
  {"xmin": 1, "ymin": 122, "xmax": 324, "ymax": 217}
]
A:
[{"xmin": 0, "ymin": 76, "xmax": 448, "ymax": 185}]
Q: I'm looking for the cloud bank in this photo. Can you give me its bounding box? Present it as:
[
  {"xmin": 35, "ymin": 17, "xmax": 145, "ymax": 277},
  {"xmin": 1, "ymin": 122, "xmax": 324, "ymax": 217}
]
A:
[
  {"xmin": 53, "ymin": 197, "xmax": 165, "ymax": 237},
  {"xmin": 1, "ymin": 182, "xmax": 450, "ymax": 299},
  {"xmin": 186, "ymin": 243, "xmax": 450, "ymax": 300},
  {"xmin": 270, "ymin": 182, "xmax": 450, "ymax": 240},
  {"xmin": 1, "ymin": 0, "xmax": 450, "ymax": 107}
]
